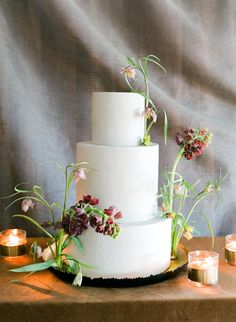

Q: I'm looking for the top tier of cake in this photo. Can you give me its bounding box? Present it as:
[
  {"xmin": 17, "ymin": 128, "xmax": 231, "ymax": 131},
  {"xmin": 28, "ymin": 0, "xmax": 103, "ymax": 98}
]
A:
[{"xmin": 92, "ymin": 92, "xmax": 145, "ymax": 146}]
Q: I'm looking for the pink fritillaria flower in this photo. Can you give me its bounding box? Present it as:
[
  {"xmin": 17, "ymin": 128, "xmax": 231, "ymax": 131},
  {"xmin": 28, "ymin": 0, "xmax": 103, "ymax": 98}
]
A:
[
  {"xmin": 143, "ymin": 107, "xmax": 157, "ymax": 123},
  {"xmin": 120, "ymin": 65, "xmax": 136, "ymax": 79},
  {"xmin": 74, "ymin": 168, "xmax": 86, "ymax": 183},
  {"xmin": 21, "ymin": 198, "xmax": 34, "ymax": 212}
]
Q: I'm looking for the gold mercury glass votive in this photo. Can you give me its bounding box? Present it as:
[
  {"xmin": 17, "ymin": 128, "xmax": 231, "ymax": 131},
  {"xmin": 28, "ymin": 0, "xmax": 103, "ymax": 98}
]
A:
[
  {"xmin": 188, "ymin": 250, "xmax": 219, "ymax": 287},
  {"xmin": 0, "ymin": 229, "xmax": 27, "ymax": 257},
  {"xmin": 225, "ymin": 234, "xmax": 236, "ymax": 265}
]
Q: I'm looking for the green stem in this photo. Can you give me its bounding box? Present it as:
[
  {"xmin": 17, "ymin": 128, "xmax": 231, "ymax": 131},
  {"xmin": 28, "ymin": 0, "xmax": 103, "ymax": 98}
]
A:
[
  {"xmin": 169, "ymin": 147, "xmax": 184, "ymax": 212},
  {"xmin": 56, "ymin": 229, "xmax": 64, "ymax": 268},
  {"xmin": 33, "ymin": 192, "xmax": 56, "ymax": 228},
  {"xmin": 185, "ymin": 194, "xmax": 206, "ymax": 224},
  {"xmin": 62, "ymin": 167, "xmax": 68, "ymax": 218},
  {"xmin": 146, "ymin": 120, "xmax": 154, "ymax": 136}
]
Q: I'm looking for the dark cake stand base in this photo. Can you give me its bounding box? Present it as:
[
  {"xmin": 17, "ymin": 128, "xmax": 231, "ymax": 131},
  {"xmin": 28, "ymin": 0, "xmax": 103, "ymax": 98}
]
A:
[{"xmin": 50, "ymin": 244, "xmax": 188, "ymax": 288}]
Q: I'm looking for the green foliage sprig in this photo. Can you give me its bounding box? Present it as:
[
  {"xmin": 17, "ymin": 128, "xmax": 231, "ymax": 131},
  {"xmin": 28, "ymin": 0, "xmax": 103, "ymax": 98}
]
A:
[
  {"xmin": 158, "ymin": 128, "xmax": 227, "ymax": 258},
  {"xmin": 4, "ymin": 162, "xmax": 122, "ymax": 286},
  {"xmin": 121, "ymin": 55, "xmax": 168, "ymax": 145}
]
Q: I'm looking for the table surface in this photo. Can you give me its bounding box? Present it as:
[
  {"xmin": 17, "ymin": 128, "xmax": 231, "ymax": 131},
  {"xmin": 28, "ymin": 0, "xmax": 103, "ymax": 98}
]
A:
[{"xmin": 0, "ymin": 237, "xmax": 235, "ymax": 322}]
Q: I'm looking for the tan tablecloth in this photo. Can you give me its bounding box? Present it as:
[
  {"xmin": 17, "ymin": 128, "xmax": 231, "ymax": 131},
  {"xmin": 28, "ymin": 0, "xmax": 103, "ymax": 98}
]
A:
[{"xmin": 0, "ymin": 237, "xmax": 235, "ymax": 322}]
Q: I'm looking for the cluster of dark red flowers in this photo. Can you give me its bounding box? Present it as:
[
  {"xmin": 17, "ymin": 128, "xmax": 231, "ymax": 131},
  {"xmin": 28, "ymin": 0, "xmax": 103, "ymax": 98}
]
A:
[
  {"xmin": 58, "ymin": 195, "xmax": 122, "ymax": 239},
  {"xmin": 176, "ymin": 128, "xmax": 212, "ymax": 160}
]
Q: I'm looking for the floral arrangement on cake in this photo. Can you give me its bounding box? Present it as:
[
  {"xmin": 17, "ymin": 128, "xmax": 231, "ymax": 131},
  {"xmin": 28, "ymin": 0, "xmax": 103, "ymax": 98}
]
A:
[
  {"xmin": 159, "ymin": 128, "xmax": 226, "ymax": 259},
  {"xmin": 121, "ymin": 54, "xmax": 167, "ymax": 145},
  {"xmin": 5, "ymin": 163, "xmax": 122, "ymax": 286}
]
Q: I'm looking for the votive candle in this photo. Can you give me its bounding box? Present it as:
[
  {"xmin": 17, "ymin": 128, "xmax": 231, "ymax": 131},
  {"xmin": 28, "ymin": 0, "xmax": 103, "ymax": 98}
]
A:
[
  {"xmin": 225, "ymin": 234, "xmax": 236, "ymax": 265},
  {"xmin": 188, "ymin": 250, "xmax": 219, "ymax": 286},
  {"xmin": 0, "ymin": 229, "xmax": 27, "ymax": 257}
]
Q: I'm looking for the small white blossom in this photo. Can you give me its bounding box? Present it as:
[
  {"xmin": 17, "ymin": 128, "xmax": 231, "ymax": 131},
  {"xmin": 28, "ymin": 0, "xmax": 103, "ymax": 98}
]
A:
[
  {"xmin": 73, "ymin": 272, "xmax": 83, "ymax": 286},
  {"xmin": 74, "ymin": 168, "xmax": 86, "ymax": 183},
  {"xmin": 36, "ymin": 245, "xmax": 43, "ymax": 258},
  {"xmin": 21, "ymin": 199, "xmax": 34, "ymax": 212},
  {"xmin": 174, "ymin": 183, "xmax": 185, "ymax": 195}
]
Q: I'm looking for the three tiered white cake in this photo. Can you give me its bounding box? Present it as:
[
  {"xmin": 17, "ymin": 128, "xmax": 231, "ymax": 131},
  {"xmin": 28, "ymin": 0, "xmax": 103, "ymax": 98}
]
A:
[{"xmin": 68, "ymin": 92, "xmax": 171, "ymax": 279}]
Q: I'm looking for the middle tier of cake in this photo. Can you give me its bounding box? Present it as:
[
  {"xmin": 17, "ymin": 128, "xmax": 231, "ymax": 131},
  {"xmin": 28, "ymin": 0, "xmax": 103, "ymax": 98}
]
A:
[{"xmin": 77, "ymin": 142, "xmax": 159, "ymax": 224}]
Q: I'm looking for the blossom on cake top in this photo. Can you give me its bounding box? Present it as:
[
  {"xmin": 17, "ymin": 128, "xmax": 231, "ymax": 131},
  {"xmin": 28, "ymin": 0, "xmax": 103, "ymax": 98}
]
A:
[
  {"xmin": 143, "ymin": 107, "xmax": 157, "ymax": 123},
  {"xmin": 120, "ymin": 65, "xmax": 136, "ymax": 79},
  {"xmin": 73, "ymin": 168, "xmax": 87, "ymax": 183}
]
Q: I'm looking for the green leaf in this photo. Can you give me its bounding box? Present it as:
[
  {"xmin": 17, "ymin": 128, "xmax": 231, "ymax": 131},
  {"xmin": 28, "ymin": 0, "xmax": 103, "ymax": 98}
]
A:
[
  {"xmin": 63, "ymin": 255, "xmax": 80, "ymax": 274},
  {"xmin": 71, "ymin": 236, "xmax": 83, "ymax": 252},
  {"xmin": 62, "ymin": 235, "xmax": 72, "ymax": 251},
  {"xmin": 12, "ymin": 214, "xmax": 53, "ymax": 238},
  {"xmin": 0, "ymin": 191, "xmax": 21, "ymax": 200},
  {"xmin": 163, "ymin": 110, "xmax": 168, "ymax": 145},
  {"xmin": 47, "ymin": 237, "xmax": 56, "ymax": 246},
  {"xmin": 46, "ymin": 161, "xmax": 66, "ymax": 174},
  {"xmin": 126, "ymin": 56, "xmax": 137, "ymax": 67},
  {"xmin": 198, "ymin": 211, "xmax": 215, "ymax": 249},
  {"xmin": 142, "ymin": 57, "xmax": 166, "ymax": 73},
  {"xmin": 51, "ymin": 202, "xmax": 63, "ymax": 211},
  {"xmin": 32, "ymin": 186, "xmax": 45, "ymax": 198},
  {"xmin": 183, "ymin": 180, "xmax": 194, "ymax": 191},
  {"xmin": 146, "ymin": 54, "xmax": 161, "ymax": 62},
  {"xmin": 10, "ymin": 260, "xmax": 56, "ymax": 273},
  {"xmin": 14, "ymin": 183, "xmax": 31, "ymax": 194},
  {"xmin": 79, "ymin": 261, "xmax": 97, "ymax": 269}
]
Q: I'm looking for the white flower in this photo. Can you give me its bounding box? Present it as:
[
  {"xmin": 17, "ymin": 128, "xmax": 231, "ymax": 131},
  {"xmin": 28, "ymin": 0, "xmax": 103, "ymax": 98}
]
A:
[
  {"xmin": 36, "ymin": 245, "xmax": 43, "ymax": 258},
  {"xmin": 21, "ymin": 198, "xmax": 34, "ymax": 212},
  {"xmin": 73, "ymin": 272, "xmax": 83, "ymax": 286},
  {"xmin": 74, "ymin": 168, "xmax": 86, "ymax": 183},
  {"xmin": 174, "ymin": 183, "xmax": 185, "ymax": 195}
]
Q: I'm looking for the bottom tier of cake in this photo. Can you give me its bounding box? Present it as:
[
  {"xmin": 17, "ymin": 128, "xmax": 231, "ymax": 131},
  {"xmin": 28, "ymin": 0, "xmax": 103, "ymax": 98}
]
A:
[{"xmin": 66, "ymin": 217, "xmax": 172, "ymax": 279}]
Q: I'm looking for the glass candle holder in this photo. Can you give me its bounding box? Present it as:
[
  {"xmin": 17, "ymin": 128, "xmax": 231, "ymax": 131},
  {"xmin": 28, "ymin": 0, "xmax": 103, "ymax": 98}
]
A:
[
  {"xmin": 225, "ymin": 234, "xmax": 236, "ymax": 265},
  {"xmin": 188, "ymin": 250, "xmax": 219, "ymax": 287},
  {"xmin": 0, "ymin": 229, "xmax": 27, "ymax": 257}
]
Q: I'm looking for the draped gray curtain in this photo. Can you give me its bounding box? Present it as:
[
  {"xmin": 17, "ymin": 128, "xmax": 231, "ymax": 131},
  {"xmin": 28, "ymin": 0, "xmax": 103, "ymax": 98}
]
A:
[{"xmin": 0, "ymin": 0, "xmax": 235, "ymax": 236}]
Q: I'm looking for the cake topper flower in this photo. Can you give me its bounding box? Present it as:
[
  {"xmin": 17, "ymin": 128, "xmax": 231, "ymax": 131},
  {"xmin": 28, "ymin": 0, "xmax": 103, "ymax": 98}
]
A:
[
  {"xmin": 3, "ymin": 163, "xmax": 122, "ymax": 286},
  {"xmin": 158, "ymin": 128, "xmax": 227, "ymax": 259},
  {"xmin": 121, "ymin": 55, "xmax": 167, "ymax": 145}
]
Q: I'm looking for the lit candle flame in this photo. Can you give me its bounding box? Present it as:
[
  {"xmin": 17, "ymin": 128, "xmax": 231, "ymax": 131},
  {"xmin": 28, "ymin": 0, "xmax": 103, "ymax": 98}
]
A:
[{"xmin": 6, "ymin": 234, "xmax": 20, "ymax": 246}]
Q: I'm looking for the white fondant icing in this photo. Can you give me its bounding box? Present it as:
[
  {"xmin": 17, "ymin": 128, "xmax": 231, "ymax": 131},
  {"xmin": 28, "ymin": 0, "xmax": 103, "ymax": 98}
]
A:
[
  {"xmin": 92, "ymin": 92, "xmax": 145, "ymax": 146},
  {"xmin": 77, "ymin": 142, "xmax": 159, "ymax": 223},
  {"xmin": 71, "ymin": 91, "xmax": 172, "ymax": 279},
  {"xmin": 66, "ymin": 218, "xmax": 172, "ymax": 279}
]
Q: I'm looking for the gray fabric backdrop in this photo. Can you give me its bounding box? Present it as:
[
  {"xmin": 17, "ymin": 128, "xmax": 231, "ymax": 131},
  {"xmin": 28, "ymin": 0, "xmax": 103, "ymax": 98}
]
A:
[{"xmin": 0, "ymin": 0, "xmax": 235, "ymax": 236}]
